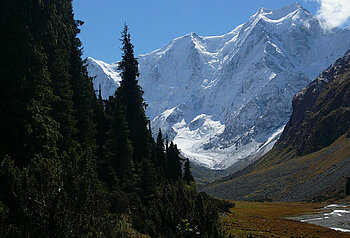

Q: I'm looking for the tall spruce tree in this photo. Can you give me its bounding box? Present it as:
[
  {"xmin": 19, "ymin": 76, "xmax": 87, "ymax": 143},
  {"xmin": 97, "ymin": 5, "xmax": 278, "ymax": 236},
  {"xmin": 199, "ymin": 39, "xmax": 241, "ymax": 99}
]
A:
[
  {"xmin": 116, "ymin": 24, "xmax": 151, "ymax": 163},
  {"xmin": 156, "ymin": 129, "xmax": 167, "ymax": 175}
]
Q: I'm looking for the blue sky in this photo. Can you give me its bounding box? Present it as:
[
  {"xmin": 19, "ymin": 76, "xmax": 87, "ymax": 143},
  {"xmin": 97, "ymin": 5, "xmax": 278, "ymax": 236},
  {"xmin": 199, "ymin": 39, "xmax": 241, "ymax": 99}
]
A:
[{"xmin": 73, "ymin": 1, "xmax": 320, "ymax": 63}]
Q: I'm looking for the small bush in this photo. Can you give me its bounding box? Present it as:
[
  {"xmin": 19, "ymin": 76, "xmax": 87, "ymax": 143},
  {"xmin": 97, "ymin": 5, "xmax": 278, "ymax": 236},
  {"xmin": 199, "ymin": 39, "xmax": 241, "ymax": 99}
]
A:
[{"xmin": 211, "ymin": 198, "xmax": 235, "ymax": 213}]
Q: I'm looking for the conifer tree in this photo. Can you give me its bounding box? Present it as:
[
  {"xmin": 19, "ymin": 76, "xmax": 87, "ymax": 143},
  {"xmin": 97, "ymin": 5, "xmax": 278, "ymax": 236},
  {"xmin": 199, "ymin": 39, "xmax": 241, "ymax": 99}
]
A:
[
  {"xmin": 105, "ymin": 97, "xmax": 134, "ymax": 190},
  {"xmin": 139, "ymin": 158, "xmax": 157, "ymax": 199},
  {"xmin": 166, "ymin": 142, "xmax": 183, "ymax": 181},
  {"xmin": 156, "ymin": 129, "xmax": 167, "ymax": 173},
  {"xmin": 41, "ymin": 0, "xmax": 77, "ymax": 153},
  {"xmin": 0, "ymin": 2, "xmax": 224, "ymax": 235},
  {"xmin": 156, "ymin": 129, "xmax": 165, "ymax": 156},
  {"xmin": 183, "ymin": 158, "xmax": 194, "ymax": 184},
  {"xmin": 166, "ymin": 135, "xmax": 169, "ymax": 152},
  {"xmin": 0, "ymin": 0, "xmax": 59, "ymax": 167},
  {"xmin": 94, "ymin": 86, "xmax": 115, "ymax": 189},
  {"xmin": 69, "ymin": 23, "xmax": 97, "ymax": 150},
  {"xmin": 116, "ymin": 24, "xmax": 151, "ymax": 162},
  {"xmin": 0, "ymin": 1, "xmax": 117, "ymax": 236},
  {"xmin": 0, "ymin": 150, "xmax": 113, "ymax": 237},
  {"xmin": 94, "ymin": 85, "xmax": 107, "ymax": 154}
]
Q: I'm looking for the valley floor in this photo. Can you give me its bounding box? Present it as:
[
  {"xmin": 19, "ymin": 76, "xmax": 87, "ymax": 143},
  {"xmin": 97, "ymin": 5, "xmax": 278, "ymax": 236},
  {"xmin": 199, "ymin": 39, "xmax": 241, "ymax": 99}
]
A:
[{"xmin": 219, "ymin": 200, "xmax": 350, "ymax": 237}]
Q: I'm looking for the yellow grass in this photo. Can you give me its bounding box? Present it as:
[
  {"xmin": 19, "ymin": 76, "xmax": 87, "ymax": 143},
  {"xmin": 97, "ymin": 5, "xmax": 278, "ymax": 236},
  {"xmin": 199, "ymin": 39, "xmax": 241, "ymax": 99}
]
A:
[{"xmin": 220, "ymin": 201, "xmax": 350, "ymax": 238}]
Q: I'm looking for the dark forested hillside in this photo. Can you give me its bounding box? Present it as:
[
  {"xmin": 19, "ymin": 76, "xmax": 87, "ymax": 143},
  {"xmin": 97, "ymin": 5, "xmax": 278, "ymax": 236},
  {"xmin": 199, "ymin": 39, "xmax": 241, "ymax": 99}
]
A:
[
  {"xmin": 0, "ymin": 1, "xmax": 225, "ymax": 237},
  {"xmin": 203, "ymin": 50, "xmax": 350, "ymax": 202}
]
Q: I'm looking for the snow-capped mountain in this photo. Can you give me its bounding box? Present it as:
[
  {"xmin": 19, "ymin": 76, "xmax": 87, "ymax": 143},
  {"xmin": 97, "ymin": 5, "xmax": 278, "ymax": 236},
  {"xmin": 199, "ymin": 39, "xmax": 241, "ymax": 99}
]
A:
[
  {"xmin": 87, "ymin": 3, "xmax": 350, "ymax": 170},
  {"xmin": 88, "ymin": 58, "xmax": 121, "ymax": 99}
]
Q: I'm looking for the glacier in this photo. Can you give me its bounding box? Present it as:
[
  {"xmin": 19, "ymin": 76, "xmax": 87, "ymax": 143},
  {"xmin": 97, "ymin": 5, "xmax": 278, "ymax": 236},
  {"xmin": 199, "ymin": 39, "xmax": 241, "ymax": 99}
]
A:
[{"xmin": 87, "ymin": 3, "xmax": 350, "ymax": 170}]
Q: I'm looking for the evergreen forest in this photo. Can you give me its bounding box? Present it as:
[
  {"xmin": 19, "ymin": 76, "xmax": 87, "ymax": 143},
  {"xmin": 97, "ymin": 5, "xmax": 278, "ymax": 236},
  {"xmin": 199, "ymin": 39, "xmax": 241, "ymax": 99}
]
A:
[{"xmin": 0, "ymin": 0, "xmax": 228, "ymax": 237}]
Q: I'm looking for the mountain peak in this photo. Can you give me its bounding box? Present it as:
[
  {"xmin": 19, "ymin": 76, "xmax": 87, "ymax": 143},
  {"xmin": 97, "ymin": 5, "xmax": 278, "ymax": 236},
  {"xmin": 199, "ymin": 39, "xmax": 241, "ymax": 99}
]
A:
[
  {"xmin": 259, "ymin": 3, "xmax": 302, "ymax": 13},
  {"xmin": 254, "ymin": 3, "xmax": 309, "ymax": 22},
  {"xmin": 88, "ymin": 4, "xmax": 350, "ymax": 170},
  {"xmin": 190, "ymin": 32, "xmax": 198, "ymax": 37}
]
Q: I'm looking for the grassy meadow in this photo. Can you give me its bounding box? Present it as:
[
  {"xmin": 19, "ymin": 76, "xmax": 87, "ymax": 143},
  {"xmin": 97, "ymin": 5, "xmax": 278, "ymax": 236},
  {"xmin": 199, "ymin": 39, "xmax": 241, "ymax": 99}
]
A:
[{"xmin": 219, "ymin": 200, "xmax": 350, "ymax": 238}]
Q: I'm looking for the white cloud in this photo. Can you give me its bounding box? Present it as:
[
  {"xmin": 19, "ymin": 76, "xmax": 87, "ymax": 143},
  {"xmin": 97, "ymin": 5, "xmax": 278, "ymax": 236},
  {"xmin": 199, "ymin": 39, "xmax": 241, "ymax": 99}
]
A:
[{"xmin": 308, "ymin": 0, "xmax": 350, "ymax": 29}]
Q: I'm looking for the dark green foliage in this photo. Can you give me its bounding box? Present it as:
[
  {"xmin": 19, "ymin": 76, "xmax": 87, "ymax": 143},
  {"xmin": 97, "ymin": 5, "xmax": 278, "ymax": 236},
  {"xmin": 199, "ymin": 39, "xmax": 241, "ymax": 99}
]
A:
[
  {"xmin": 133, "ymin": 182, "xmax": 222, "ymax": 238},
  {"xmin": 156, "ymin": 129, "xmax": 166, "ymax": 166},
  {"xmin": 210, "ymin": 198, "xmax": 235, "ymax": 213},
  {"xmin": 95, "ymin": 85, "xmax": 107, "ymax": 152},
  {"xmin": 98, "ymin": 24, "xmax": 223, "ymax": 237},
  {"xmin": 155, "ymin": 128, "xmax": 167, "ymax": 179},
  {"xmin": 105, "ymin": 97, "xmax": 134, "ymax": 189},
  {"xmin": 0, "ymin": 0, "xmax": 60, "ymax": 167},
  {"xmin": 70, "ymin": 46, "xmax": 97, "ymax": 150},
  {"xmin": 184, "ymin": 158, "xmax": 195, "ymax": 184},
  {"xmin": 40, "ymin": 0, "xmax": 77, "ymax": 153},
  {"xmin": 166, "ymin": 142, "xmax": 184, "ymax": 181},
  {"xmin": 0, "ymin": 1, "xmax": 223, "ymax": 235},
  {"xmin": 138, "ymin": 158, "xmax": 157, "ymax": 199},
  {"xmin": 0, "ymin": 150, "xmax": 123, "ymax": 237},
  {"xmin": 116, "ymin": 24, "xmax": 151, "ymax": 163}
]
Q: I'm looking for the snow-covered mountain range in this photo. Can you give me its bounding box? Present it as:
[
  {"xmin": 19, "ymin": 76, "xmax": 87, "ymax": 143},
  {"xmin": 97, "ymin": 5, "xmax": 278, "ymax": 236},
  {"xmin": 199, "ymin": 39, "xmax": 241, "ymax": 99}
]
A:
[{"xmin": 87, "ymin": 3, "xmax": 350, "ymax": 169}]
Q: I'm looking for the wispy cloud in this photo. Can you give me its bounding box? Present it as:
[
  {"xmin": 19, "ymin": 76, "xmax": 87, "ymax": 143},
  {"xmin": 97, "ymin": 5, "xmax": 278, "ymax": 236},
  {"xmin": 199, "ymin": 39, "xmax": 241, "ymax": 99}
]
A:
[{"xmin": 307, "ymin": 0, "xmax": 350, "ymax": 29}]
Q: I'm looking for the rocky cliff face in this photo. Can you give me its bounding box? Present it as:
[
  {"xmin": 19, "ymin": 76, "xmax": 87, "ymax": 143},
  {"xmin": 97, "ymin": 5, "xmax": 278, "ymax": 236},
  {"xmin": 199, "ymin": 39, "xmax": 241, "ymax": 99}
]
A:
[
  {"xmin": 203, "ymin": 50, "xmax": 350, "ymax": 201},
  {"xmin": 278, "ymin": 49, "xmax": 350, "ymax": 155},
  {"xmin": 87, "ymin": 3, "xmax": 350, "ymax": 170}
]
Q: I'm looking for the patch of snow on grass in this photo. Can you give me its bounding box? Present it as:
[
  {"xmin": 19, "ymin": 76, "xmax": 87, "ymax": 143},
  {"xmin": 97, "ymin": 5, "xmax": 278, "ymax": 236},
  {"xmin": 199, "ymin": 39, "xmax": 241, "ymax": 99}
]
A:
[{"xmin": 330, "ymin": 227, "xmax": 350, "ymax": 232}]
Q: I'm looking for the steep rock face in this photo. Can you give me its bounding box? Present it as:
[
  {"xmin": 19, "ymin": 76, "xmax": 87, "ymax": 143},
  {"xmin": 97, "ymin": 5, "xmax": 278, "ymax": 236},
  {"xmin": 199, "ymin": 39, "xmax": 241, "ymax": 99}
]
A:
[
  {"xmin": 203, "ymin": 50, "xmax": 350, "ymax": 201},
  {"xmin": 87, "ymin": 3, "xmax": 350, "ymax": 169},
  {"xmin": 278, "ymin": 49, "xmax": 350, "ymax": 155}
]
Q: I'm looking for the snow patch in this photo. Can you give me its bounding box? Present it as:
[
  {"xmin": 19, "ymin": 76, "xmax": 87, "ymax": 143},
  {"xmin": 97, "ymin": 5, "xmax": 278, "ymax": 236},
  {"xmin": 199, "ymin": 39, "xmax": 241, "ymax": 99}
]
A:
[
  {"xmin": 330, "ymin": 227, "xmax": 350, "ymax": 232},
  {"xmin": 87, "ymin": 4, "xmax": 350, "ymax": 169}
]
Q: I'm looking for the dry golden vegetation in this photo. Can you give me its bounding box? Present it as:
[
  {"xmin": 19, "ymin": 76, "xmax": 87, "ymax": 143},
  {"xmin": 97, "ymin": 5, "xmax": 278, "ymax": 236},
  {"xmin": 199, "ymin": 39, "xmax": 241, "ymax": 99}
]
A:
[
  {"xmin": 204, "ymin": 135, "xmax": 350, "ymax": 201},
  {"xmin": 219, "ymin": 201, "xmax": 350, "ymax": 238}
]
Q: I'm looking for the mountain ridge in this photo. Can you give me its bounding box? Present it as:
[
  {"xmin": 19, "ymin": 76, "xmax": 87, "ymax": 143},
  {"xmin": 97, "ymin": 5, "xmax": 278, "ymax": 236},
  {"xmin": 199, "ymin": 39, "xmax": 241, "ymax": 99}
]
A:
[
  {"xmin": 87, "ymin": 3, "xmax": 350, "ymax": 170},
  {"xmin": 203, "ymin": 49, "xmax": 350, "ymax": 201}
]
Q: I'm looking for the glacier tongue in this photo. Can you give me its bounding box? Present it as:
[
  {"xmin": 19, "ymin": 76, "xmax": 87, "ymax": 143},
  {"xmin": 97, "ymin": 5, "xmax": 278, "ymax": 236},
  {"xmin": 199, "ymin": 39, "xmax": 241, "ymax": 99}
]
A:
[{"xmin": 87, "ymin": 4, "xmax": 350, "ymax": 169}]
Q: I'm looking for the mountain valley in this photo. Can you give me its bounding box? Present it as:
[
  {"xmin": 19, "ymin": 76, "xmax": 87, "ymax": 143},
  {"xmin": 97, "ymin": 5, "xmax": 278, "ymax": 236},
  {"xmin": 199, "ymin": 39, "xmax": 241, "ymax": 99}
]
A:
[
  {"xmin": 203, "ymin": 49, "xmax": 350, "ymax": 201},
  {"xmin": 88, "ymin": 3, "xmax": 350, "ymax": 171}
]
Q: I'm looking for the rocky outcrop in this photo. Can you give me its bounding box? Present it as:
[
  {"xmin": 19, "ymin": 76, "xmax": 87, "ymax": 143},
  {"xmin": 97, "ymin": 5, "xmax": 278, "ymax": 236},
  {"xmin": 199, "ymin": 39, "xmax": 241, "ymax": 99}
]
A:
[{"xmin": 278, "ymin": 49, "xmax": 350, "ymax": 155}]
